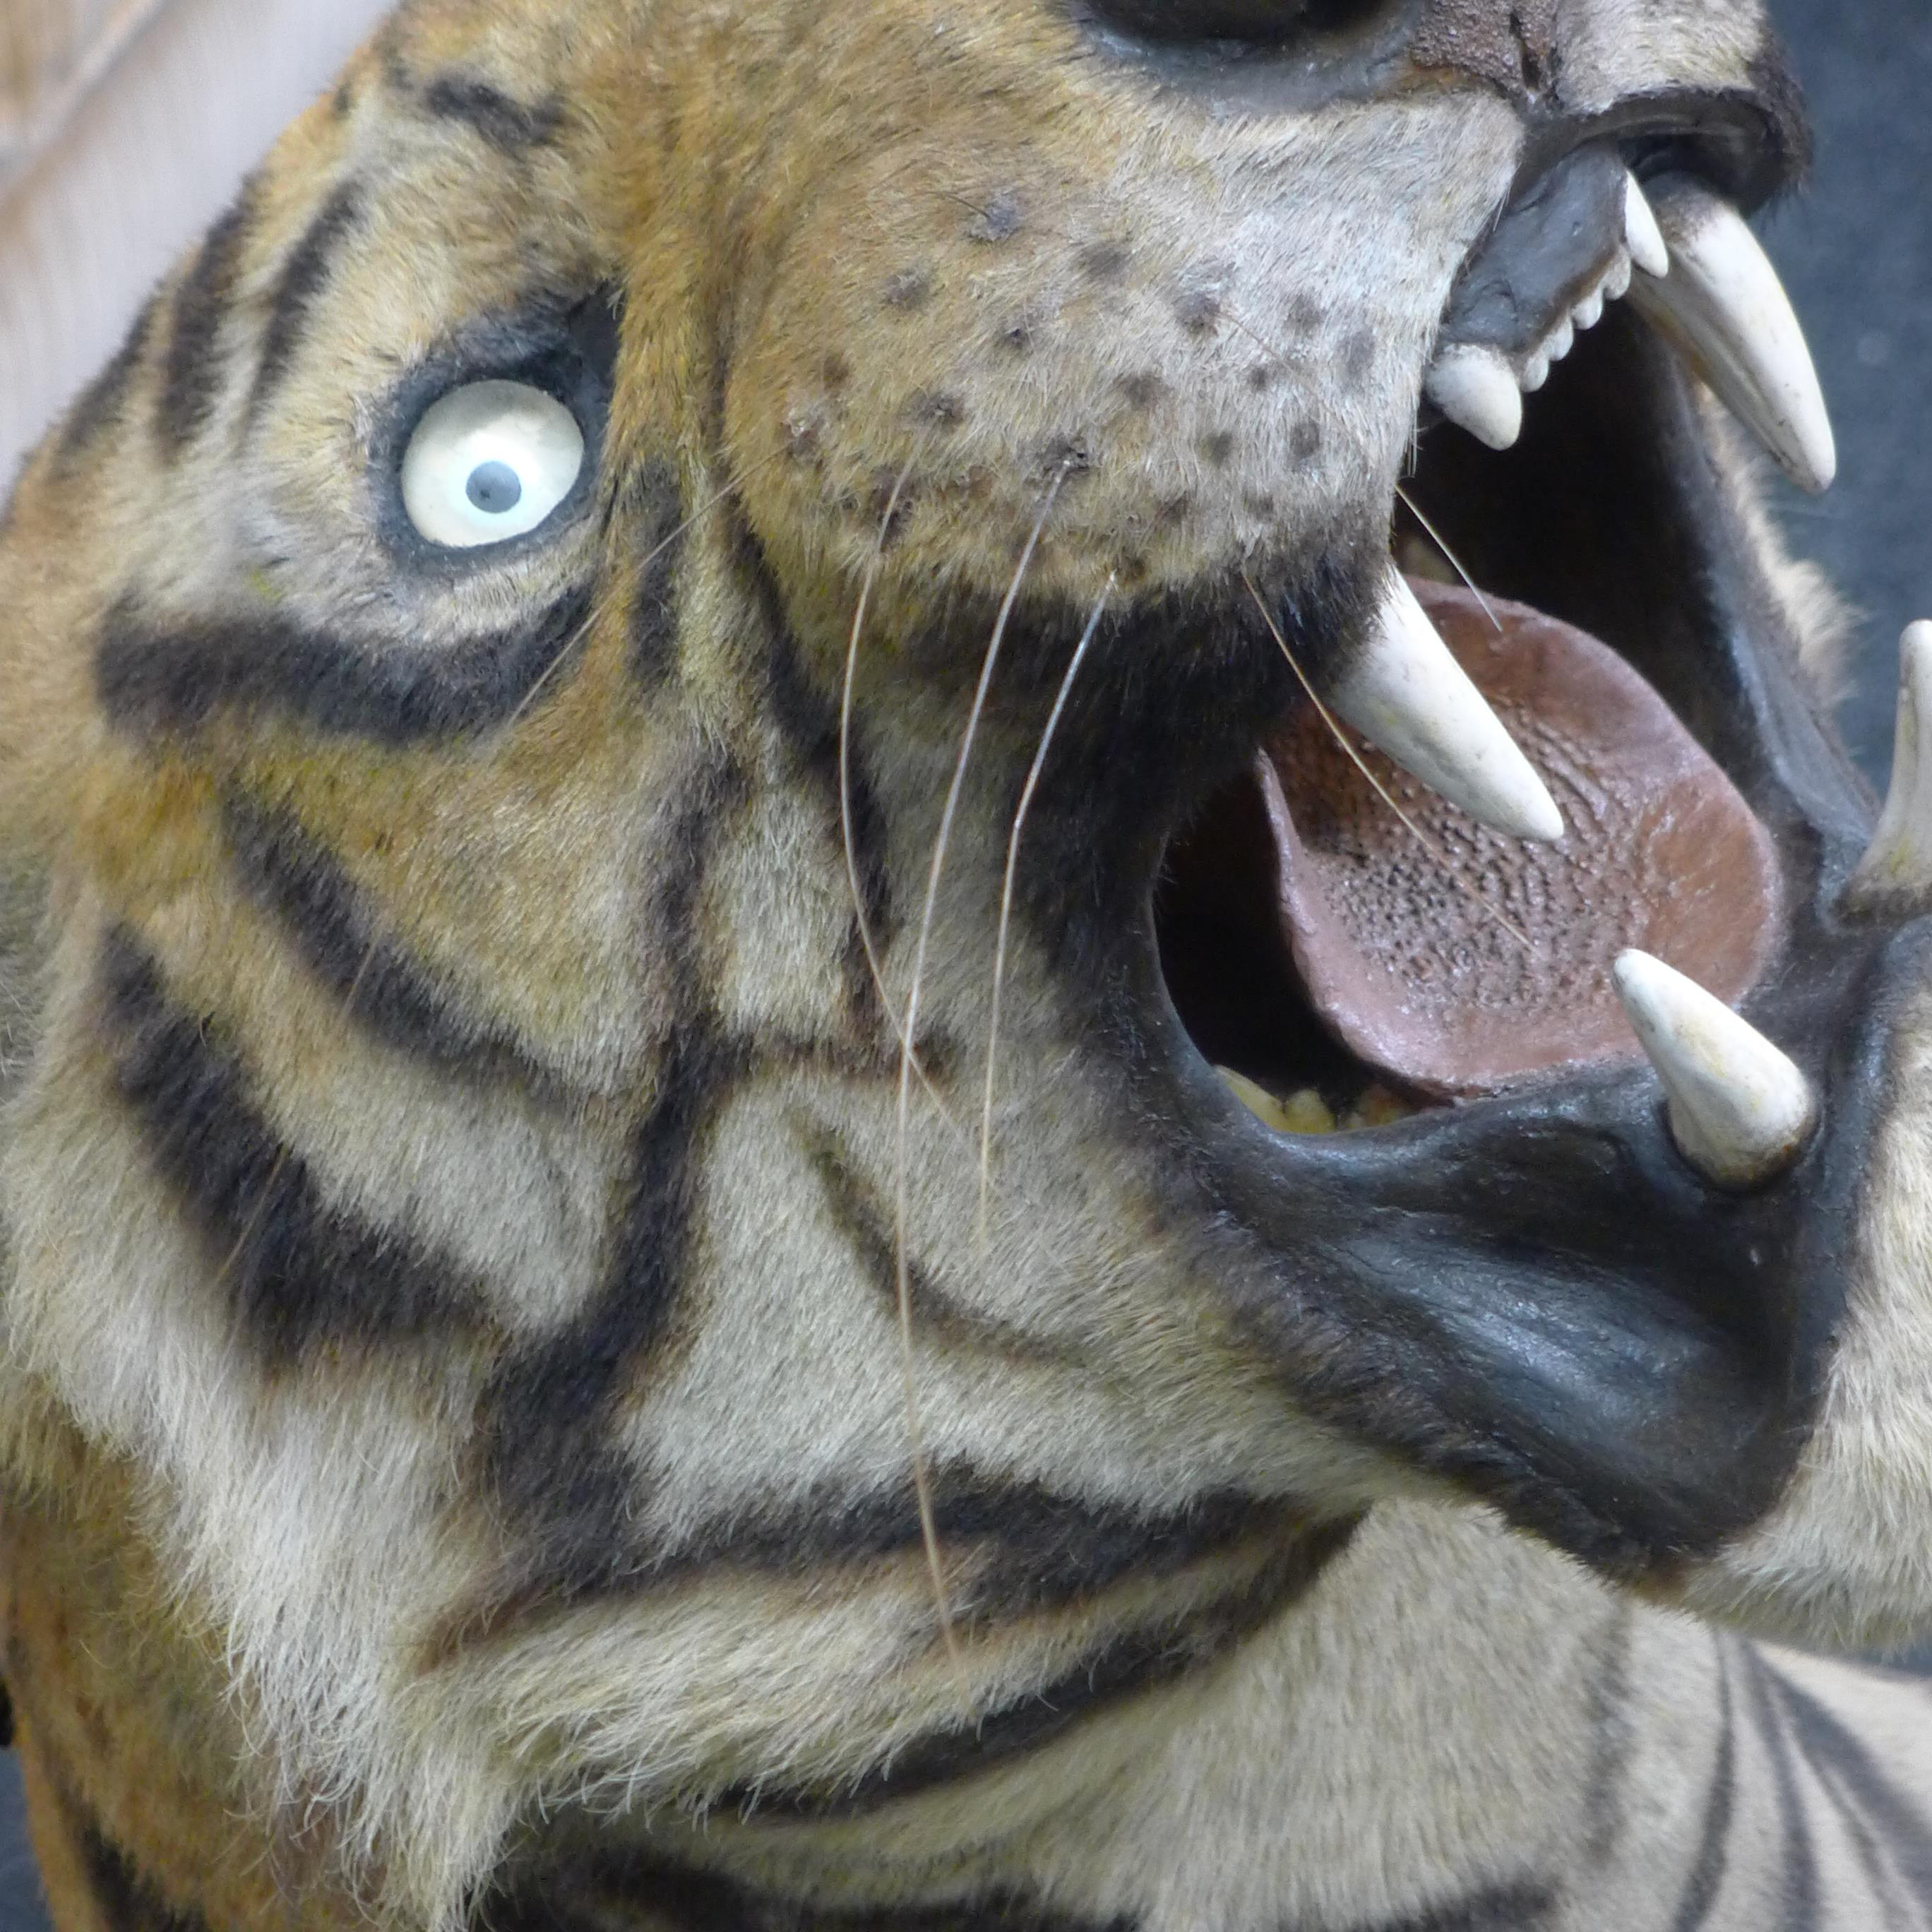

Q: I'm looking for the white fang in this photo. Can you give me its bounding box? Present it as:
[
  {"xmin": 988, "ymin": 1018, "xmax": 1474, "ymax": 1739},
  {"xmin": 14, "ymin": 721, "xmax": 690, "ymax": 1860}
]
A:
[
  {"xmin": 1326, "ymin": 573, "xmax": 1566, "ymax": 842},
  {"xmin": 1613, "ymin": 950, "xmax": 1818, "ymax": 1191},
  {"xmin": 1623, "ymin": 173, "xmax": 1671, "ymax": 280},
  {"xmin": 1424, "ymin": 344, "xmax": 1525, "ymax": 451},
  {"xmin": 1846, "ymin": 621, "xmax": 1932, "ymax": 911},
  {"xmin": 1628, "ymin": 180, "xmax": 1837, "ymax": 494}
]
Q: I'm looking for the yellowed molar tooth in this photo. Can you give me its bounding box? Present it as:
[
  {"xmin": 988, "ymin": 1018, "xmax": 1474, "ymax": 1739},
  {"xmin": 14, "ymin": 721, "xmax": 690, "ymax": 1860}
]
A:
[
  {"xmin": 1279, "ymin": 1089, "xmax": 1340, "ymax": 1135},
  {"xmin": 1342, "ymin": 1085, "xmax": 1419, "ymax": 1131},
  {"xmin": 1217, "ymin": 1068, "xmax": 1339, "ymax": 1136}
]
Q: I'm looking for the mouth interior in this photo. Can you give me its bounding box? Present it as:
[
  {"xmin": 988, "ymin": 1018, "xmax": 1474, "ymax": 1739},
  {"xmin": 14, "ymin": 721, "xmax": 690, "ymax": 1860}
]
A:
[{"xmin": 1156, "ymin": 309, "xmax": 1784, "ymax": 1129}]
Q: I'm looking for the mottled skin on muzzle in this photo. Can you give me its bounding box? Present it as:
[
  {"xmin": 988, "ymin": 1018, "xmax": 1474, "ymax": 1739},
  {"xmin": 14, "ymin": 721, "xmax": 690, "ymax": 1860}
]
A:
[{"xmin": 2, "ymin": 1, "xmax": 1932, "ymax": 1929}]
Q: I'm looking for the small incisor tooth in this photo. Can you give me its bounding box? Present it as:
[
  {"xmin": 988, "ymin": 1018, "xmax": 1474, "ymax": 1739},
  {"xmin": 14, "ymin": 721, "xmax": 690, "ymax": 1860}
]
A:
[
  {"xmin": 1844, "ymin": 621, "xmax": 1932, "ymax": 912},
  {"xmin": 1325, "ymin": 571, "xmax": 1566, "ymax": 844},
  {"xmin": 1613, "ymin": 950, "xmax": 1818, "ymax": 1191},
  {"xmin": 1626, "ymin": 179, "xmax": 1837, "ymax": 494}
]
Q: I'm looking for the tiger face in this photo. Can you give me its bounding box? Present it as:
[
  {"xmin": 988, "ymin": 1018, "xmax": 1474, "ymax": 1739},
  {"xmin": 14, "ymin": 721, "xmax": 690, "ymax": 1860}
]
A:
[{"xmin": 4, "ymin": 0, "xmax": 1931, "ymax": 1926}]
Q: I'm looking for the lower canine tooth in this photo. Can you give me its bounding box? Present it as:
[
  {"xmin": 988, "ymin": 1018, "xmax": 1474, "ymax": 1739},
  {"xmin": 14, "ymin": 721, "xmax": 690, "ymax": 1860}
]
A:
[
  {"xmin": 1626, "ymin": 179, "xmax": 1837, "ymax": 494},
  {"xmin": 1425, "ymin": 345, "xmax": 1524, "ymax": 451},
  {"xmin": 1844, "ymin": 622, "xmax": 1932, "ymax": 912},
  {"xmin": 1324, "ymin": 571, "xmax": 1566, "ymax": 843},
  {"xmin": 1612, "ymin": 950, "xmax": 1818, "ymax": 1191}
]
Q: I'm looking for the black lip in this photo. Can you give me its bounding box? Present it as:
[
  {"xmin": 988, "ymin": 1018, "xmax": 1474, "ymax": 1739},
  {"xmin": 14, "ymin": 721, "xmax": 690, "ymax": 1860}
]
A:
[
  {"xmin": 1434, "ymin": 83, "xmax": 1808, "ymax": 384},
  {"xmin": 1079, "ymin": 310, "xmax": 1916, "ymax": 1577},
  {"xmin": 1433, "ymin": 141, "xmax": 1630, "ymax": 371},
  {"xmin": 1514, "ymin": 83, "xmax": 1811, "ymax": 215}
]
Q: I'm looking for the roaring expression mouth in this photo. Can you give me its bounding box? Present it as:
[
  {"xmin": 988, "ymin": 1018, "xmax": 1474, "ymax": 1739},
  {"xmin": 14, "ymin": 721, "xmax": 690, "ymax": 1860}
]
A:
[{"xmin": 1116, "ymin": 124, "xmax": 1932, "ymax": 1576}]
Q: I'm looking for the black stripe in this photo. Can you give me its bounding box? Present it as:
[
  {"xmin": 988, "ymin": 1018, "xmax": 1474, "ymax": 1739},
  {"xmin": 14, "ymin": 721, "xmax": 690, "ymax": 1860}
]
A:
[
  {"xmin": 478, "ymin": 758, "xmax": 747, "ymax": 1576},
  {"xmin": 724, "ymin": 1518, "xmax": 1356, "ymax": 1821},
  {"xmin": 477, "ymin": 1027, "xmax": 742, "ymax": 1590},
  {"xmin": 156, "ymin": 180, "xmax": 259, "ymax": 455},
  {"xmin": 732, "ymin": 516, "xmax": 898, "ymax": 1035},
  {"xmin": 73, "ymin": 1812, "xmax": 205, "ymax": 1932},
  {"xmin": 1803, "ymin": 1745, "xmax": 1911, "ymax": 1930},
  {"xmin": 422, "ymin": 75, "xmax": 566, "ymax": 154},
  {"xmin": 799, "ymin": 1119, "xmax": 1086, "ymax": 1373},
  {"xmin": 96, "ymin": 582, "xmax": 592, "ymax": 746},
  {"xmin": 1582, "ymin": 1609, "xmax": 1635, "ymax": 1870},
  {"xmin": 432, "ymin": 1472, "xmax": 1337, "ymax": 1668},
  {"xmin": 626, "ymin": 460, "xmax": 685, "ymax": 687},
  {"xmin": 1741, "ymin": 1650, "xmax": 1818, "ymax": 1932},
  {"xmin": 835, "ymin": 749, "xmax": 896, "ymax": 1039},
  {"xmin": 1357, "ymin": 1883, "xmax": 1560, "ymax": 1932},
  {"xmin": 1770, "ymin": 1661, "xmax": 1932, "ymax": 1908},
  {"xmin": 58, "ymin": 297, "xmax": 158, "ymax": 465},
  {"xmin": 0, "ymin": 1678, "xmax": 11, "ymax": 1749},
  {"xmin": 1669, "ymin": 1638, "xmax": 1736, "ymax": 1932},
  {"xmin": 100, "ymin": 931, "xmax": 484, "ymax": 1361},
  {"xmin": 688, "ymin": 1478, "xmax": 1312, "ymax": 1614},
  {"xmin": 221, "ymin": 792, "xmax": 554, "ymax": 1090},
  {"xmin": 248, "ymin": 184, "xmax": 363, "ymax": 419},
  {"xmin": 487, "ymin": 1864, "xmax": 1129, "ymax": 1932}
]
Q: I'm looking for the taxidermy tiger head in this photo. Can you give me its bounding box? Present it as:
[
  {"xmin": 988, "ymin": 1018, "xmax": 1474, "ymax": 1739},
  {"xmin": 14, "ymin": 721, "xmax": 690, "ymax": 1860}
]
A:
[{"xmin": 4, "ymin": 0, "xmax": 1932, "ymax": 1926}]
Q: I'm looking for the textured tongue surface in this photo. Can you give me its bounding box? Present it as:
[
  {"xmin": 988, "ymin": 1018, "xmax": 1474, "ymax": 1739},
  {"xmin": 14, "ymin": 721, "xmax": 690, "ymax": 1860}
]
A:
[{"xmin": 1263, "ymin": 579, "xmax": 1782, "ymax": 1098}]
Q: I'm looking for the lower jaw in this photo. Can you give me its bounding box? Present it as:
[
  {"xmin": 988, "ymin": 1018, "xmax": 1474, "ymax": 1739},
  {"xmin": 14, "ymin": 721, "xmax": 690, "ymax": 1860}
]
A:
[{"xmin": 1110, "ymin": 306, "xmax": 1914, "ymax": 1577}]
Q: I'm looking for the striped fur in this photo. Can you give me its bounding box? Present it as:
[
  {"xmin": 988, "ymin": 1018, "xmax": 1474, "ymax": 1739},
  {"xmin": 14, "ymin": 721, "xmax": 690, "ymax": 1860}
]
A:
[{"xmin": 2, "ymin": 2, "xmax": 1931, "ymax": 1929}]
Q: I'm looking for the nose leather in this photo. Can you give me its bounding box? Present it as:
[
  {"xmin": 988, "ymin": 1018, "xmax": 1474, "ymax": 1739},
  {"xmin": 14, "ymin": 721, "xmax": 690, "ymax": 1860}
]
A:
[{"xmin": 1410, "ymin": 0, "xmax": 1560, "ymax": 97}]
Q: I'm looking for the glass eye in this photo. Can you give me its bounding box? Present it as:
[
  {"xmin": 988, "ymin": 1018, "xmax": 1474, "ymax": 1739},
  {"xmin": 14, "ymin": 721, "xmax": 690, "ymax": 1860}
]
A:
[{"xmin": 400, "ymin": 380, "xmax": 585, "ymax": 549}]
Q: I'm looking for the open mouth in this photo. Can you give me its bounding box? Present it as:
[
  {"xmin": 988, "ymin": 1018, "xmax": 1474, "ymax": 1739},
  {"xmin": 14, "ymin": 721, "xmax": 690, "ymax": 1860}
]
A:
[
  {"xmin": 1159, "ymin": 144, "xmax": 1833, "ymax": 1146},
  {"xmin": 1132, "ymin": 134, "xmax": 1929, "ymax": 1572}
]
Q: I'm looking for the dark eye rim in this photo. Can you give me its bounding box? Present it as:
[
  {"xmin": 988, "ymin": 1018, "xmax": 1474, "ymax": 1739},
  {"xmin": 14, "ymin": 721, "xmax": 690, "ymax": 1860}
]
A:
[
  {"xmin": 1072, "ymin": 0, "xmax": 1407, "ymax": 50},
  {"xmin": 371, "ymin": 285, "xmax": 621, "ymax": 573}
]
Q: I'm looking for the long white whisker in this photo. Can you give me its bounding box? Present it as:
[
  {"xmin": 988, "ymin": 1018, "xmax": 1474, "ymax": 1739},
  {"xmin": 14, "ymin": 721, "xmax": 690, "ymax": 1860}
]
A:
[
  {"xmin": 841, "ymin": 440, "xmax": 952, "ymax": 1110},
  {"xmin": 977, "ymin": 576, "xmax": 1111, "ymax": 1249},
  {"xmin": 897, "ymin": 467, "xmax": 1066, "ymax": 1688},
  {"xmin": 1393, "ymin": 481, "xmax": 1501, "ymax": 635}
]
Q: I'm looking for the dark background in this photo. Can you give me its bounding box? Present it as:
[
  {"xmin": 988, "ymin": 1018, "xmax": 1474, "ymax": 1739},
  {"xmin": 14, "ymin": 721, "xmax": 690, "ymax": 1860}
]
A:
[{"xmin": 2, "ymin": 4, "xmax": 1930, "ymax": 1924}]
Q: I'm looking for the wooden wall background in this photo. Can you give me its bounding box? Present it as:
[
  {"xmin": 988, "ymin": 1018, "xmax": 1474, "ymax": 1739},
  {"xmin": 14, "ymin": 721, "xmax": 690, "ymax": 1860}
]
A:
[{"xmin": 0, "ymin": 0, "xmax": 390, "ymax": 487}]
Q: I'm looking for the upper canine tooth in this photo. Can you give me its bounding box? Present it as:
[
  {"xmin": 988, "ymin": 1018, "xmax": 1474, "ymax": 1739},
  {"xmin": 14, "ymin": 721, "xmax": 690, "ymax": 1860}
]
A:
[
  {"xmin": 1623, "ymin": 174, "xmax": 1671, "ymax": 279},
  {"xmin": 1612, "ymin": 950, "xmax": 1818, "ymax": 1191},
  {"xmin": 1626, "ymin": 180, "xmax": 1837, "ymax": 494},
  {"xmin": 1845, "ymin": 621, "xmax": 1932, "ymax": 912},
  {"xmin": 1425, "ymin": 344, "xmax": 1524, "ymax": 451},
  {"xmin": 1324, "ymin": 572, "xmax": 1566, "ymax": 842}
]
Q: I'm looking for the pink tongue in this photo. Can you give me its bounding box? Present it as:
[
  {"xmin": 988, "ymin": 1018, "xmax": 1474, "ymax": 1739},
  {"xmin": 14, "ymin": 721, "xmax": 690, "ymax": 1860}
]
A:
[{"xmin": 1263, "ymin": 579, "xmax": 1782, "ymax": 1099}]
